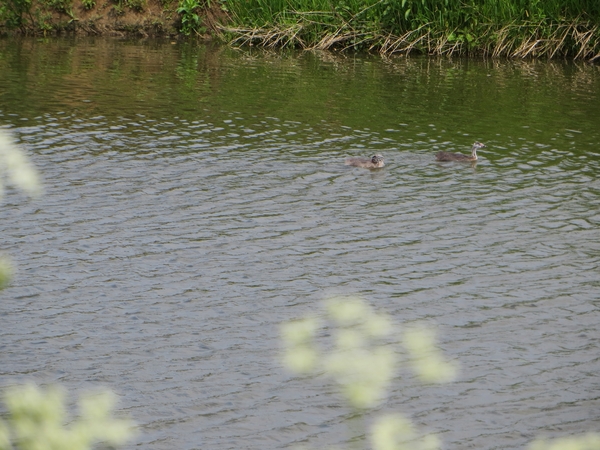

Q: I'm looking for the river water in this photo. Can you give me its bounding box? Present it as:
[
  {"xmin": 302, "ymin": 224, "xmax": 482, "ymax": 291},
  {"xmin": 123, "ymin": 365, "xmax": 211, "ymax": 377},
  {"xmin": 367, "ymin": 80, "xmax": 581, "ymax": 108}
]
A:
[{"xmin": 1, "ymin": 38, "xmax": 599, "ymax": 449}]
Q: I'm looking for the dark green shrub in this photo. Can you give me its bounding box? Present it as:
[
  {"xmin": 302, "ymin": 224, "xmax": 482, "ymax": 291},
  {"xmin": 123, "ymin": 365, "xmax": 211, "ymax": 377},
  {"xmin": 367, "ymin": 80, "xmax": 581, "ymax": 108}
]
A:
[
  {"xmin": 177, "ymin": 0, "xmax": 206, "ymax": 35},
  {"xmin": 0, "ymin": 0, "xmax": 32, "ymax": 30}
]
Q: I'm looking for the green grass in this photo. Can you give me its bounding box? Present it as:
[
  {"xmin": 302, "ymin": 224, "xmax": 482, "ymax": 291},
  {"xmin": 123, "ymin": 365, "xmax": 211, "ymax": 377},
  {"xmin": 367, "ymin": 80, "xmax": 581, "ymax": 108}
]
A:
[
  {"xmin": 177, "ymin": 0, "xmax": 205, "ymax": 35},
  {"xmin": 216, "ymin": 0, "xmax": 600, "ymax": 59}
]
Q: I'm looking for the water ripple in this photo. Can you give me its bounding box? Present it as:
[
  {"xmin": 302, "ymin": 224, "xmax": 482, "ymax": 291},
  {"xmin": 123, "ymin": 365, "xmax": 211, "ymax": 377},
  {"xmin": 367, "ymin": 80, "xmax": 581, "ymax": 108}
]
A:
[{"xmin": 2, "ymin": 60, "xmax": 600, "ymax": 450}]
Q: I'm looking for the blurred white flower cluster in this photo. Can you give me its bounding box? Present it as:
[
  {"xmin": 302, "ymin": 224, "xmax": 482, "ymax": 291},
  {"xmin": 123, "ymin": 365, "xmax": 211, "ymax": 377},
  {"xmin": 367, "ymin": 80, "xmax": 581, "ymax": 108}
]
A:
[
  {"xmin": 0, "ymin": 130, "xmax": 41, "ymax": 200},
  {"xmin": 282, "ymin": 297, "xmax": 600, "ymax": 450},
  {"xmin": 0, "ymin": 384, "xmax": 135, "ymax": 450},
  {"xmin": 0, "ymin": 129, "xmax": 42, "ymax": 289},
  {"xmin": 528, "ymin": 434, "xmax": 600, "ymax": 450},
  {"xmin": 281, "ymin": 296, "xmax": 458, "ymax": 450}
]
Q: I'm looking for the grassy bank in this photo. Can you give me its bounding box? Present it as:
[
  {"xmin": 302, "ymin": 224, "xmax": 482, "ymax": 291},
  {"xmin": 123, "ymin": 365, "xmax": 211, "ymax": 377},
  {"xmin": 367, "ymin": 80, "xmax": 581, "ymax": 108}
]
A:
[
  {"xmin": 1, "ymin": 0, "xmax": 599, "ymax": 59},
  {"xmin": 218, "ymin": 0, "xmax": 600, "ymax": 59}
]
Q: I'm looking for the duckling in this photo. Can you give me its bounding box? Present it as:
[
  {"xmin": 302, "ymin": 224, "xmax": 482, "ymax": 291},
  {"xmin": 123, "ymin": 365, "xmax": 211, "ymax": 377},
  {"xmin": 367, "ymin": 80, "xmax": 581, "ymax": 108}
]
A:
[
  {"xmin": 435, "ymin": 142, "xmax": 485, "ymax": 162},
  {"xmin": 345, "ymin": 154, "xmax": 385, "ymax": 169}
]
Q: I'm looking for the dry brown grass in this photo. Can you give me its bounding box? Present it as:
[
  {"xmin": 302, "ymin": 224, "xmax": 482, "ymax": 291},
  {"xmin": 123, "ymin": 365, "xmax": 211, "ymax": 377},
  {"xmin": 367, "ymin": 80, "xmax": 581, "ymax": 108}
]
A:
[
  {"xmin": 219, "ymin": 24, "xmax": 306, "ymax": 48},
  {"xmin": 492, "ymin": 21, "xmax": 600, "ymax": 60},
  {"xmin": 217, "ymin": 18, "xmax": 600, "ymax": 60}
]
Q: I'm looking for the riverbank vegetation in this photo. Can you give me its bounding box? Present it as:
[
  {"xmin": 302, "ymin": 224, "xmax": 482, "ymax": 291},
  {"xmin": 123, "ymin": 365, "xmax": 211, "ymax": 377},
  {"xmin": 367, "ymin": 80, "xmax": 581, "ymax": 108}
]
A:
[
  {"xmin": 219, "ymin": 0, "xmax": 600, "ymax": 59},
  {"xmin": 1, "ymin": 0, "xmax": 599, "ymax": 59}
]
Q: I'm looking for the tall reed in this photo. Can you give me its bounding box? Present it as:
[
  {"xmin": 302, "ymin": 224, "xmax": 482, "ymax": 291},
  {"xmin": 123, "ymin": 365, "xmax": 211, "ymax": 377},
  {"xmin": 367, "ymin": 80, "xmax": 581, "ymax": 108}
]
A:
[{"xmin": 217, "ymin": 0, "xmax": 600, "ymax": 59}]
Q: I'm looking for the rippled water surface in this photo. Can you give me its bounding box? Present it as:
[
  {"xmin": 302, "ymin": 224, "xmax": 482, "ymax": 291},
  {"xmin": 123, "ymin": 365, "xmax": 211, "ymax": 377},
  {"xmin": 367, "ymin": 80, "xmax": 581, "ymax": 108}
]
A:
[{"xmin": 1, "ymin": 38, "xmax": 600, "ymax": 449}]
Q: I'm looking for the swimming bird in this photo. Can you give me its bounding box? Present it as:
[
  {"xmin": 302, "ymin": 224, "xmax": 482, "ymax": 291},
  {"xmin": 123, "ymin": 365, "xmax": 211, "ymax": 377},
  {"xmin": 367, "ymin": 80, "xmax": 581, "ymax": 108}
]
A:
[
  {"xmin": 345, "ymin": 154, "xmax": 385, "ymax": 169},
  {"xmin": 435, "ymin": 142, "xmax": 485, "ymax": 162}
]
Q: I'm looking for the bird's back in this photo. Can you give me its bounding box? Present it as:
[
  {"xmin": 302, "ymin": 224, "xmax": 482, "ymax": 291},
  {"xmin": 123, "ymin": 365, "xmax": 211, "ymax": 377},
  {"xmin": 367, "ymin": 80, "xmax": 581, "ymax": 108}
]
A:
[
  {"xmin": 435, "ymin": 151, "xmax": 473, "ymax": 161},
  {"xmin": 345, "ymin": 155, "xmax": 384, "ymax": 168},
  {"xmin": 345, "ymin": 157, "xmax": 372, "ymax": 167}
]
